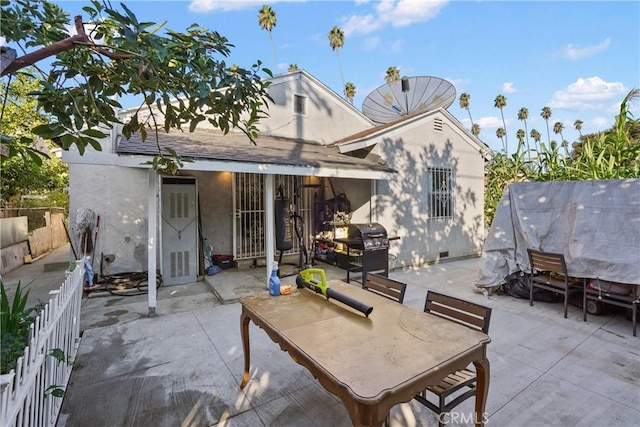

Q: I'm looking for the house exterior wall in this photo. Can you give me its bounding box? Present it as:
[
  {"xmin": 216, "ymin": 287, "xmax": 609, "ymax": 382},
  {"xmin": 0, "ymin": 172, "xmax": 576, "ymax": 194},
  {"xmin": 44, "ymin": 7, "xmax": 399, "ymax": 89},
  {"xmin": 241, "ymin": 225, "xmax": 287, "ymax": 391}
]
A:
[
  {"xmin": 65, "ymin": 72, "xmax": 485, "ymax": 277},
  {"xmin": 69, "ymin": 164, "xmax": 151, "ymax": 274},
  {"xmin": 190, "ymin": 171, "xmax": 234, "ymax": 256},
  {"xmin": 323, "ymin": 178, "xmax": 372, "ymax": 225},
  {"xmin": 258, "ymin": 72, "xmax": 373, "ymax": 144},
  {"xmin": 371, "ymin": 113, "xmax": 485, "ymax": 268},
  {"xmin": 69, "ymin": 166, "xmax": 236, "ymax": 274}
]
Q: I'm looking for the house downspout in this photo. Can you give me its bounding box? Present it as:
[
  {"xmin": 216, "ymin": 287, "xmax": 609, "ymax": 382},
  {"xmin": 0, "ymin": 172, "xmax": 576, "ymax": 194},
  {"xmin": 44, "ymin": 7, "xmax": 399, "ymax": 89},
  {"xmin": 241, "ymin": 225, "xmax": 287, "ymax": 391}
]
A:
[
  {"xmin": 147, "ymin": 169, "xmax": 158, "ymax": 316},
  {"xmin": 265, "ymin": 174, "xmax": 275, "ymax": 287},
  {"xmin": 110, "ymin": 94, "xmax": 120, "ymax": 153},
  {"xmin": 370, "ymin": 179, "xmax": 377, "ymax": 223}
]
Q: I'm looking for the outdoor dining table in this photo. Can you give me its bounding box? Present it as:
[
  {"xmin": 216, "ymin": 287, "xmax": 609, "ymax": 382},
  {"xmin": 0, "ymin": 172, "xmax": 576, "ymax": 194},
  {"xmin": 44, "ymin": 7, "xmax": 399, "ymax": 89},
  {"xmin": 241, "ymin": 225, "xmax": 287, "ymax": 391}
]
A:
[{"xmin": 239, "ymin": 280, "xmax": 491, "ymax": 427}]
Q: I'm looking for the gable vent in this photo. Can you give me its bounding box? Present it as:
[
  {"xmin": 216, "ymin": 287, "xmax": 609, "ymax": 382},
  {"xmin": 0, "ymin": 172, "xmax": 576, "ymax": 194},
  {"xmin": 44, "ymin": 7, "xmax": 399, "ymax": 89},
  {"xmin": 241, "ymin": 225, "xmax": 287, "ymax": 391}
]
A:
[
  {"xmin": 434, "ymin": 117, "xmax": 443, "ymax": 132},
  {"xmin": 294, "ymin": 94, "xmax": 307, "ymax": 115}
]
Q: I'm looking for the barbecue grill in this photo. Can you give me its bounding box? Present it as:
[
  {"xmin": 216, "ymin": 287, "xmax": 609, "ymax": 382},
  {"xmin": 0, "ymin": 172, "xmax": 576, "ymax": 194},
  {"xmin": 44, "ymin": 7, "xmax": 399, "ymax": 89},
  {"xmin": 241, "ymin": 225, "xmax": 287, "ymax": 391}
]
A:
[{"xmin": 335, "ymin": 223, "xmax": 390, "ymax": 284}]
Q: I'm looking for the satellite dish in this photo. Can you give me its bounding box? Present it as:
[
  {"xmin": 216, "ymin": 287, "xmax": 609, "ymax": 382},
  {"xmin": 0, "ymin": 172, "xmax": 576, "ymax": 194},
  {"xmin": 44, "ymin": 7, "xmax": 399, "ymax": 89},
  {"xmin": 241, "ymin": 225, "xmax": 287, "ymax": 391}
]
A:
[{"xmin": 362, "ymin": 76, "xmax": 456, "ymax": 124}]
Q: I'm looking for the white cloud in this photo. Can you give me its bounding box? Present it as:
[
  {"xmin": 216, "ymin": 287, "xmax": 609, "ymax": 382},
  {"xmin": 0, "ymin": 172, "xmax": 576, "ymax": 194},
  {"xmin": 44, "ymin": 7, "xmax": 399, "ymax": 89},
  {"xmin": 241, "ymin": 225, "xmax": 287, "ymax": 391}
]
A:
[
  {"xmin": 477, "ymin": 116, "xmax": 503, "ymax": 129},
  {"xmin": 342, "ymin": 13, "xmax": 382, "ymax": 37},
  {"xmin": 0, "ymin": 36, "xmax": 5, "ymax": 46},
  {"xmin": 502, "ymin": 82, "xmax": 516, "ymax": 93},
  {"xmin": 342, "ymin": 0, "xmax": 448, "ymax": 36},
  {"xmin": 376, "ymin": 0, "xmax": 448, "ymax": 28},
  {"xmin": 189, "ymin": 0, "xmax": 298, "ymax": 13},
  {"xmin": 446, "ymin": 77, "xmax": 469, "ymax": 92},
  {"xmin": 591, "ymin": 117, "xmax": 609, "ymax": 129},
  {"xmin": 362, "ymin": 36, "xmax": 381, "ymax": 51},
  {"xmin": 190, "ymin": 0, "xmax": 246, "ymax": 12},
  {"xmin": 564, "ymin": 38, "xmax": 611, "ymax": 60},
  {"xmin": 549, "ymin": 76, "xmax": 627, "ymax": 111}
]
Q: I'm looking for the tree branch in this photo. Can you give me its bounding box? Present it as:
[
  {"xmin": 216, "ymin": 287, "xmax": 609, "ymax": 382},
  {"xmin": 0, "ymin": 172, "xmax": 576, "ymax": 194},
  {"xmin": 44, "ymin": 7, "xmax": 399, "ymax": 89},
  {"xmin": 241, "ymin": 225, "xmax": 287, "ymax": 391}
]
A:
[{"xmin": 1, "ymin": 15, "xmax": 135, "ymax": 77}]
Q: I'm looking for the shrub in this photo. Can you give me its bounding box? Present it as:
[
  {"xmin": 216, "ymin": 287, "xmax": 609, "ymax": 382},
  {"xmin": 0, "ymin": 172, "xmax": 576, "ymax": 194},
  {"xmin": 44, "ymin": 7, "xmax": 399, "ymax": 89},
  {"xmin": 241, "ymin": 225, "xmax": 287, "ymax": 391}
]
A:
[{"xmin": 0, "ymin": 280, "xmax": 43, "ymax": 374}]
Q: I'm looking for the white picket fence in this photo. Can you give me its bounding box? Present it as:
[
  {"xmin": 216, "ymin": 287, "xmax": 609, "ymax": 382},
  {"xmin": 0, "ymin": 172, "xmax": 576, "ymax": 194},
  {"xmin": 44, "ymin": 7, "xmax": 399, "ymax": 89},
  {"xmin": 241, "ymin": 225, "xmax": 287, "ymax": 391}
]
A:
[{"xmin": 0, "ymin": 262, "xmax": 84, "ymax": 427}]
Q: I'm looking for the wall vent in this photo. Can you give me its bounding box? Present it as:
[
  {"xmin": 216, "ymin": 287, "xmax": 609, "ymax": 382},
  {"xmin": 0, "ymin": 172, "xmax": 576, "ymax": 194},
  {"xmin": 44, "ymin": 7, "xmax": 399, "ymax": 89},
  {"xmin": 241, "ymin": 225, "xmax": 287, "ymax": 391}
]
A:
[
  {"xmin": 439, "ymin": 251, "xmax": 449, "ymax": 258},
  {"xmin": 169, "ymin": 251, "xmax": 190, "ymax": 278},
  {"xmin": 434, "ymin": 117, "xmax": 443, "ymax": 132},
  {"xmin": 294, "ymin": 94, "xmax": 307, "ymax": 115}
]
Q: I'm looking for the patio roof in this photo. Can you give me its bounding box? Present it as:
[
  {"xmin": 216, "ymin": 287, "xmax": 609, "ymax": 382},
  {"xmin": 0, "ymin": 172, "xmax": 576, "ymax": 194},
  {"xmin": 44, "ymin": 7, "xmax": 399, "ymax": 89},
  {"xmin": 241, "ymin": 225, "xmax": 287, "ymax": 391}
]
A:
[{"xmin": 116, "ymin": 128, "xmax": 396, "ymax": 179}]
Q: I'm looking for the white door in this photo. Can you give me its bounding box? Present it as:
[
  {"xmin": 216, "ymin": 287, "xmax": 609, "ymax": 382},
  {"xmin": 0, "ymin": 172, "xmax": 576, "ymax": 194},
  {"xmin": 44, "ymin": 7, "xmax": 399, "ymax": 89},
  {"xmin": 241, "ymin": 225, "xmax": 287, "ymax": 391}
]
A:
[{"xmin": 161, "ymin": 178, "xmax": 197, "ymax": 285}]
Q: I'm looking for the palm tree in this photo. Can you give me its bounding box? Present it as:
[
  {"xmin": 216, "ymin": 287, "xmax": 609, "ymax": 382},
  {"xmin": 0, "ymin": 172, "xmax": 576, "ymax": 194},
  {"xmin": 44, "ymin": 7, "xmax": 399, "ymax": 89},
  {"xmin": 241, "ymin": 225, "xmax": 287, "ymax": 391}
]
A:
[
  {"xmin": 472, "ymin": 123, "xmax": 481, "ymax": 137},
  {"xmin": 496, "ymin": 127, "xmax": 506, "ymax": 151},
  {"xmin": 494, "ymin": 94, "xmax": 508, "ymax": 154},
  {"xmin": 516, "ymin": 129, "xmax": 526, "ymax": 154},
  {"xmin": 517, "ymin": 107, "xmax": 530, "ymax": 159},
  {"xmin": 258, "ymin": 5, "xmax": 278, "ymax": 72},
  {"xmin": 573, "ymin": 119, "xmax": 583, "ymax": 137},
  {"xmin": 327, "ymin": 26, "xmax": 345, "ymax": 90},
  {"xmin": 287, "ymin": 64, "xmax": 298, "ymax": 72},
  {"xmin": 344, "ymin": 82, "xmax": 356, "ymax": 105},
  {"xmin": 553, "ymin": 121, "xmax": 569, "ymax": 156},
  {"xmin": 459, "ymin": 93, "xmax": 474, "ymax": 130},
  {"xmin": 540, "ymin": 106, "xmax": 552, "ymax": 145},
  {"xmin": 385, "ymin": 66, "xmax": 400, "ymax": 85},
  {"xmin": 530, "ymin": 129, "xmax": 542, "ymax": 154}
]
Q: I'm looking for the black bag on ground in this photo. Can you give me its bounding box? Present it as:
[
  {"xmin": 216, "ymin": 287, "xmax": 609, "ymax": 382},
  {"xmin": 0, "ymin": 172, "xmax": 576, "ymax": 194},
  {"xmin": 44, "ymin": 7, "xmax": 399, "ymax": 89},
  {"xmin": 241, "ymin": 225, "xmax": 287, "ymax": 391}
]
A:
[{"xmin": 502, "ymin": 272, "xmax": 560, "ymax": 302}]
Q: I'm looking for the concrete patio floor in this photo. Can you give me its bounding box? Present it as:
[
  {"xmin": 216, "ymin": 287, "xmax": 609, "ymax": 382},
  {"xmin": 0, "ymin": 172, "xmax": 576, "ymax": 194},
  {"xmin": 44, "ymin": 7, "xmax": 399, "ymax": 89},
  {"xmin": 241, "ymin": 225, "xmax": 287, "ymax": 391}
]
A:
[{"xmin": 3, "ymin": 244, "xmax": 639, "ymax": 426}]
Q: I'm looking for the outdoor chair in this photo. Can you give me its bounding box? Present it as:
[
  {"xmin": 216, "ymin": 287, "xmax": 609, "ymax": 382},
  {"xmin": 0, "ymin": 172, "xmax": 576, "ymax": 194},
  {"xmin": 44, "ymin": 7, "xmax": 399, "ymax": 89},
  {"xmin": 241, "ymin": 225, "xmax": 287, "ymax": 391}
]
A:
[
  {"xmin": 363, "ymin": 273, "xmax": 407, "ymax": 304},
  {"xmin": 370, "ymin": 273, "xmax": 408, "ymax": 426},
  {"xmin": 527, "ymin": 249, "xmax": 584, "ymax": 318},
  {"xmin": 414, "ymin": 290, "xmax": 492, "ymax": 427}
]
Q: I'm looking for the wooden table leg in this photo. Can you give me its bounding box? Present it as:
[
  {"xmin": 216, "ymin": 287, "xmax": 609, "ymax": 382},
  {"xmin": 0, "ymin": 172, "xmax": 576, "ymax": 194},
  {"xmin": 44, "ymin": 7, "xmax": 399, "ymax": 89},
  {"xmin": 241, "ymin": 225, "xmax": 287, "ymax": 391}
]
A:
[
  {"xmin": 473, "ymin": 357, "xmax": 490, "ymax": 427},
  {"xmin": 239, "ymin": 310, "xmax": 251, "ymax": 389}
]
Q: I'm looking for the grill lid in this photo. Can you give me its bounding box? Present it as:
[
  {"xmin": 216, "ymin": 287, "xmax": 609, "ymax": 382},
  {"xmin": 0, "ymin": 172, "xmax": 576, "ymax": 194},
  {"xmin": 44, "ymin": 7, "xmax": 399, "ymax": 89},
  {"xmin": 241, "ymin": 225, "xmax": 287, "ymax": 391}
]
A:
[{"xmin": 348, "ymin": 223, "xmax": 387, "ymax": 239}]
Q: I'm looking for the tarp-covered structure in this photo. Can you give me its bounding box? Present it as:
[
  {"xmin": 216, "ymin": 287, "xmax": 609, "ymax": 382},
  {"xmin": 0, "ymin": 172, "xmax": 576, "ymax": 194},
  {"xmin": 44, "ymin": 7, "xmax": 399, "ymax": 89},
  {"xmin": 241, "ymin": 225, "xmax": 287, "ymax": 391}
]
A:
[{"xmin": 476, "ymin": 179, "xmax": 640, "ymax": 290}]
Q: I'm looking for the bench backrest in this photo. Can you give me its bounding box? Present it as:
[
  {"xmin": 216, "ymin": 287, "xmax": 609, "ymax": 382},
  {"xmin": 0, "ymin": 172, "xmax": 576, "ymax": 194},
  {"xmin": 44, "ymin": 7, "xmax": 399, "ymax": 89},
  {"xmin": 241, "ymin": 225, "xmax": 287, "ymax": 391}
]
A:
[
  {"xmin": 363, "ymin": 273, "xmax": 407, "ymax": 304},
  {"xmin": 424, "ymin": 291, "xmax": 492, "ymax": 333}
]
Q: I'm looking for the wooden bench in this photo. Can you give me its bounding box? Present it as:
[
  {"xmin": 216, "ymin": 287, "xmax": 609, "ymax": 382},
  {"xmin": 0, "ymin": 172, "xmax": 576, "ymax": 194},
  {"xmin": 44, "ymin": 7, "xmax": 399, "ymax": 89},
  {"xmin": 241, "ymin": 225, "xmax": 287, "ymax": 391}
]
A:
[
  {"xmin": 583, "ymin": 279, "xmax": 638, "ymax": 337},
  {"xmin": 363, "ymin": 273, "xmax": 407, "ymax": 304},
  {"xmin": 527, "ymin": 249, "xmax": 584, "ymax": 318}
]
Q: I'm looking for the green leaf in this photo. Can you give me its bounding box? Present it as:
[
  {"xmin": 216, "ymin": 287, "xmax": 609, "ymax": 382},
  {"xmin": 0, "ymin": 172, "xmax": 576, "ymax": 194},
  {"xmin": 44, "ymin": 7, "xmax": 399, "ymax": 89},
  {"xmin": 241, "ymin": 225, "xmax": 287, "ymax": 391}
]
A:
[
  {"xmin": 48, "ymin": 348, "xmax": 65, "ymax": 363},
  {"xmin": 32, "ymin": 124, "xmax": 62, "ymax": 139},
  {"xmin": 27, "ymin": 149, "xmax": 44, "ymax": 166},
  {"xmin": 44, "ymin": 385, "xmax": 65, "ymax": 398},
  {"xmin": 81, "ymin": 129, "xmax": 108, "ymax": 138},
  {"xmin": 83, "ymin": 137, "xmax": 103, "ymax": 151}
]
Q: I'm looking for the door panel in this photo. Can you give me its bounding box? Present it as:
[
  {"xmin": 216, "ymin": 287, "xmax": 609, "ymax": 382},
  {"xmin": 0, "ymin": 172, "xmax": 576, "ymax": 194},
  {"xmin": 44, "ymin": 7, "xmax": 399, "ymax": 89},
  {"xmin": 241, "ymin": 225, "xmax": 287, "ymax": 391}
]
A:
[{"xmin": 161, "ymin": 179, "xmax": 197, "ymax": 285}]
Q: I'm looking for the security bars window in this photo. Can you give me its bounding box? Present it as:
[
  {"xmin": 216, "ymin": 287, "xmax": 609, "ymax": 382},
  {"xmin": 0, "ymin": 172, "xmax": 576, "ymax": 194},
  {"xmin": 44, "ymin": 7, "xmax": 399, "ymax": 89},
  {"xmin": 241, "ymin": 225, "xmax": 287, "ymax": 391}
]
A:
[{"xmin": 429, "ymin": 168, "xmax": 453, "ymax": 218}]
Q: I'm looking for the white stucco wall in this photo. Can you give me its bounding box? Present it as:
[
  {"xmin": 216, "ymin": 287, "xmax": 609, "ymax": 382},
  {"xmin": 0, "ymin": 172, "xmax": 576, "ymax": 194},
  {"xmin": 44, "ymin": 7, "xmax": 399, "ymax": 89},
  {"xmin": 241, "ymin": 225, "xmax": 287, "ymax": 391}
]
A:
[
  {"xmin": 259, "ymin": 72, "xmax": 373, "ymax": 144},
  {"xmin": 325, "ymin": 178, "xmax": 372, "ymax": 224},
  {"xmin": 371, "ymin": 113, "xmax": 485, "ymax": 268},
  {"xmin": 190, "ymin": 171, "xmax": 234, "ymax": 255},
  {"xmin": 66, "ymin": 72, "xmax": 486, "ymax": 276},
  {"xmin": 69, "ymin": 164, "xmax": 151, "ymax": 274}
]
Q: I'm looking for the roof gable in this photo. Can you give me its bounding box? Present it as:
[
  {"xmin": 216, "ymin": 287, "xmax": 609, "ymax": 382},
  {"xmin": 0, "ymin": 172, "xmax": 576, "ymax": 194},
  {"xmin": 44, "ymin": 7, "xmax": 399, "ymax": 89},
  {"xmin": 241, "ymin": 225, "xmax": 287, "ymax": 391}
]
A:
[
  {"xmin": 258, "ymin": 70, "xmax": 374, "ymax": 144},
  {"xmin": 334, "ymin": 107, "xmax": 491, "ymax": 158}
]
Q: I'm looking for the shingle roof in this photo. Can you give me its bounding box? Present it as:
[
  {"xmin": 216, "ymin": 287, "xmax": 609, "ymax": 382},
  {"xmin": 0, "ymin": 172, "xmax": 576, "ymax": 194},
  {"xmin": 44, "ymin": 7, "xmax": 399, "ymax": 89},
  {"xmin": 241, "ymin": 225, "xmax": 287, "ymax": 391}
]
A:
[{"xmin": 116, "ymin": 129, "xmax": 395, "ymax": 173}]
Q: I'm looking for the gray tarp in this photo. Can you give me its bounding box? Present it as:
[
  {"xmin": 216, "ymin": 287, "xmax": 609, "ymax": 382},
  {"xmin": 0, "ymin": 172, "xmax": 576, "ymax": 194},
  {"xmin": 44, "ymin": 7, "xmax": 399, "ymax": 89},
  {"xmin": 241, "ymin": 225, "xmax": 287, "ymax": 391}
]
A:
[{"xmin": 476, "ymin": 179, "xmax": 640, "ymax": 289}]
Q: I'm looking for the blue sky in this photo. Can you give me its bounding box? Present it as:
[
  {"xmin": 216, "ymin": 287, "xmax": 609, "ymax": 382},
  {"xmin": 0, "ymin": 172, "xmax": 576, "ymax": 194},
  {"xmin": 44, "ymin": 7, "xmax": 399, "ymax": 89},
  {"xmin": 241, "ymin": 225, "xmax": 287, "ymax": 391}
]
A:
[{"xmin": 50, "ymin": 1, "xmax": 640, "ymax": 152}]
